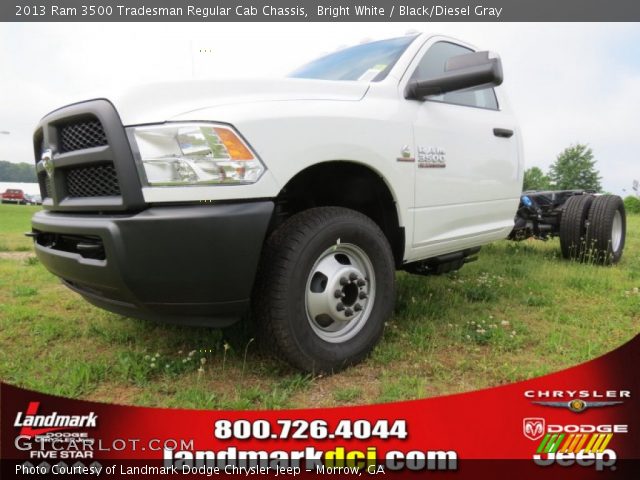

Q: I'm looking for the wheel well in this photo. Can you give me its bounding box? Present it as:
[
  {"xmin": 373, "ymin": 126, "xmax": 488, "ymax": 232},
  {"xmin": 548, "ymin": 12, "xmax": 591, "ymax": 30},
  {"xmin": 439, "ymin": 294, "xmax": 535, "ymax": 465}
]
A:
[{"xmin": 272, "ymin": 161, "xmax": 404, "ymax": 266}]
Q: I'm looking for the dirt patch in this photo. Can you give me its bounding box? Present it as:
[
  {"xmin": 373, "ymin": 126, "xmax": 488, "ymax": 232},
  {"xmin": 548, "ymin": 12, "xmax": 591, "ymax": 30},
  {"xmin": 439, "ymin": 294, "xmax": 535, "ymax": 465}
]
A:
[
  {"xmin": 0, "ymin": 252, "xmax": 35, "ymax": 260},
  {"xmin": 86, "ymin": 384, "xmax": 143, "ymax": 406},
  {"xmin": 289, "ymin": 364, "xmax": 382, "ymax": 408}
]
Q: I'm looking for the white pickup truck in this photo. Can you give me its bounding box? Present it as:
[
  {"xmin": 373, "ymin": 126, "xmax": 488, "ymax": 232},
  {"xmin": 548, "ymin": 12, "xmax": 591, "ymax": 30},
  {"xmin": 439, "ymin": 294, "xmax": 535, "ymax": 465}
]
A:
[{"xmin": 30, "ymin": 33, "xmax": 626, "ymax": 372}]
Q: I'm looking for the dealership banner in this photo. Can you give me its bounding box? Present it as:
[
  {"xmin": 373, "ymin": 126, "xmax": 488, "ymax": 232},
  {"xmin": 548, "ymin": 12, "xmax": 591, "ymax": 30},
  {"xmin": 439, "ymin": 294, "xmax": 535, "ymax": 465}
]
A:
[{"xmin": 2, "ymin": 336, "xmax": 638, "ymax": 478}]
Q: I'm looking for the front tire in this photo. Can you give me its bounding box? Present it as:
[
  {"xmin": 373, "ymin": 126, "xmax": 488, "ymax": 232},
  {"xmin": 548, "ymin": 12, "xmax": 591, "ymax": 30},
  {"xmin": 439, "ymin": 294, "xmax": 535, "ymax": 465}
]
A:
[{"xmin": 254, "ymin": 207, "xmax": 395, "ymax": 373}]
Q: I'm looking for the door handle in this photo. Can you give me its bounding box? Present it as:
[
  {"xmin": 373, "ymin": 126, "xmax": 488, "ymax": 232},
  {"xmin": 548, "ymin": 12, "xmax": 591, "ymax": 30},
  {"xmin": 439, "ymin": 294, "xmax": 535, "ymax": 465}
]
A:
[{"xmin": 493, "ymin": 128, "xmax": 514, "ymax": 138}]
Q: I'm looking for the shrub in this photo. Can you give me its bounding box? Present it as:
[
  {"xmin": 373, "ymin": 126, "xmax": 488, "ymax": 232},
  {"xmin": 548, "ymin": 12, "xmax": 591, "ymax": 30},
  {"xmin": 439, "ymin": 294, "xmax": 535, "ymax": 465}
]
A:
[{"xmin": 624, "ymin": 195, "xmax": 640, "ymax": 214}]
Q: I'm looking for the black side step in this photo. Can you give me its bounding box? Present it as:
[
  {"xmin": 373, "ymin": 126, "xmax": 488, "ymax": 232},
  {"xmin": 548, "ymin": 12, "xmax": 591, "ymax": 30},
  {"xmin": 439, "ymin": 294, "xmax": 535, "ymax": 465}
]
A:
[{"xmin": 403, "ymin": 247, "xmax": 481, "ymax": 276}]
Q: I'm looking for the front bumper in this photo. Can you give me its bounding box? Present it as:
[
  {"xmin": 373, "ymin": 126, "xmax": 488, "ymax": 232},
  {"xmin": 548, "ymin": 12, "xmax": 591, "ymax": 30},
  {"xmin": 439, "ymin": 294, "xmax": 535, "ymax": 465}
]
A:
[{"xmin": 31, "ymin": 201, "xmax": 274, "ymax": 326}]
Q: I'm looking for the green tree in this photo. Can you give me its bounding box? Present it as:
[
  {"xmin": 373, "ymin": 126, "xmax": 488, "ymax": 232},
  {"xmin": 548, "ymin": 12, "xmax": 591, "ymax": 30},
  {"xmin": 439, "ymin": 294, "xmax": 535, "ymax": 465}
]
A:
[
  {"xmin": 624, "ymin": 195, "xmax": 640, "ymax": 214},
  {"xmin": 0, "ymin": 161, "xmax": 37, "ymax": 182},
  {"xmin": 523, "ymin": 166, "xmax": 550, "ymax": 191},
  {"xmin": 548, "ymin": 144, "xmax": 602, "ymax": 191}
]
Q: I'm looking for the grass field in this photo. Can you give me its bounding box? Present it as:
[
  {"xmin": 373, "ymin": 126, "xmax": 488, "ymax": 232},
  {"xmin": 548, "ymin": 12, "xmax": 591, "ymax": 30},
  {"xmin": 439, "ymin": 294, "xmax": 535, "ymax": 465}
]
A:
[{"xmin": 0, "ymin": 203, "xmax": 638, "ymax": 409}]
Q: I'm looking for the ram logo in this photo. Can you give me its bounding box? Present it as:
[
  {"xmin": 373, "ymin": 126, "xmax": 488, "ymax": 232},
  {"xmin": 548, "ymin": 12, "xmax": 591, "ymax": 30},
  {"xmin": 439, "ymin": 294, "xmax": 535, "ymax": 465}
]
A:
[
  {"xmin": 41, "ymin": 148, "xmax": 54, "ymax": 178},
  {"xmin": 523, "ymin": 418, "xmax": 546, "ymax": 441}
]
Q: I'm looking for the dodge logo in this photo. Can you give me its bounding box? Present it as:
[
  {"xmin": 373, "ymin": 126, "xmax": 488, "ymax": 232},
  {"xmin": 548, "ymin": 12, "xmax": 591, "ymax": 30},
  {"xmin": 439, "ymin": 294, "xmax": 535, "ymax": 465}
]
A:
[
  {"xmin": 523, "ymin": 417, "xmax": 545, "ymax": 441},
  {"xmin": 41, "ymin": 148, "xmax": 54, "ymax": 178}
]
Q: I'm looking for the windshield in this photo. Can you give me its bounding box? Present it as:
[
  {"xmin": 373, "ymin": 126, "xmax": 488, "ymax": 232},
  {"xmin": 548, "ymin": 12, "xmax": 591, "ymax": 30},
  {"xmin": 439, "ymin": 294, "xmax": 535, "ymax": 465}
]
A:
[{"xmin": 288, "ymin": 35, "xmax": 418, "ymax": 82}]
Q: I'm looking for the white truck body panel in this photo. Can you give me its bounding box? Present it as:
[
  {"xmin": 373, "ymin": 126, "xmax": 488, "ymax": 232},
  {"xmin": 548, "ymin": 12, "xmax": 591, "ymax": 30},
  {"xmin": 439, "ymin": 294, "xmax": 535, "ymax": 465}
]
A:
[
  {"xmin": 101, "ymin": 32, "xmax": 522, "ymax": 264},
  {"xmin": 400, "ymin": 38, "xmax": 523, "ymax": 259}
]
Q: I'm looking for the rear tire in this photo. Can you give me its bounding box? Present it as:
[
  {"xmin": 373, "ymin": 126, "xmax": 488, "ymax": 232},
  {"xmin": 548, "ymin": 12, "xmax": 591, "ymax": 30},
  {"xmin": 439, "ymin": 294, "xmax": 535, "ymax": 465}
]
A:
[
  {"xmin": 586, "ymin": 195, "xmax": 626, "ymax": 265},
  {"xmin": 253, "ymin": 207, "xmax": 395, "ymax": 373},
  {"xmin": 559, "ymin": 194, "xmax": 594, "ymax": 261}
]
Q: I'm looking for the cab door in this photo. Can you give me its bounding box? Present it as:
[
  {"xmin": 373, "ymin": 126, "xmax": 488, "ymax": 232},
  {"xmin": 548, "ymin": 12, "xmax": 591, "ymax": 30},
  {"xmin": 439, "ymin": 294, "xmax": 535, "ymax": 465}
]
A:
[{"xmin": 406, "ymin": 39, "xmax": 521, "ymax": 259}]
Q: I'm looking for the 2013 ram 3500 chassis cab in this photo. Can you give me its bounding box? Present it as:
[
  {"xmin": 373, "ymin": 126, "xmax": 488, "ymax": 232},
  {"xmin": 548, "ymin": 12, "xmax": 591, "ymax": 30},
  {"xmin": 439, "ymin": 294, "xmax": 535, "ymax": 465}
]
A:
[{"xmin": 30, "ymin": 34, "xmax": 626, "ymax": 372}]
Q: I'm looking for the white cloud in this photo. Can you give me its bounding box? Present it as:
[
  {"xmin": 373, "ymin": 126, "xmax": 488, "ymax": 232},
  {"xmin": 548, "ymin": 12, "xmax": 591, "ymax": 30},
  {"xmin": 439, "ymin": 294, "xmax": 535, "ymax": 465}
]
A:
[{"xmin": 0, "ymin": 22, "xmax": 638, "ymax": 194}]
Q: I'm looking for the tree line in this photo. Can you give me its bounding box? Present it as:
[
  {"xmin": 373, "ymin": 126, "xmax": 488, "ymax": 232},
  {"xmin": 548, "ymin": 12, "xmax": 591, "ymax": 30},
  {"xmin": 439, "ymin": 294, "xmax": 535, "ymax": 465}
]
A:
[
  {"xmin": 0, "ymin": 161, "xmax": 37, "ymax": 182},
  {"xmin": 523, "ymin": 143, "xmax": 639, "ymax": 214},
  {"xmin": 523, "ymin": 144, "xmax": 602, "ymax": 192}
]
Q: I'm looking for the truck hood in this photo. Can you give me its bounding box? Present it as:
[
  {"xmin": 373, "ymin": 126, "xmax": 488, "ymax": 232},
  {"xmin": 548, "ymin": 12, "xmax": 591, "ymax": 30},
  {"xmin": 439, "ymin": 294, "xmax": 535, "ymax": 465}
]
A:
[{"xmin": 104, "ymin": 78, "xmax": 370, "ymax": 126}]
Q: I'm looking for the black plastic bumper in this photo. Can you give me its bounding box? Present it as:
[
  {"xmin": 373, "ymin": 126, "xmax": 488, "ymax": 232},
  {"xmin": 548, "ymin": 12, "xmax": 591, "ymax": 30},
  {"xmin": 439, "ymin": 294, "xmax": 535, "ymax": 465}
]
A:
[{"xmin": 31, "ymin": 201, "xmax": 274, "ymax": 326}]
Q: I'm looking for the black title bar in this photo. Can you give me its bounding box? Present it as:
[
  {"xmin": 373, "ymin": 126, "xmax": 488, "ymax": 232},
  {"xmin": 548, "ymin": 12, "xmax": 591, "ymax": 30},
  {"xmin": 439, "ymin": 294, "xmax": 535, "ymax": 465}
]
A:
[{"xmin": 4, "ymin": 0, "xmax": 640, "ymax": 22}]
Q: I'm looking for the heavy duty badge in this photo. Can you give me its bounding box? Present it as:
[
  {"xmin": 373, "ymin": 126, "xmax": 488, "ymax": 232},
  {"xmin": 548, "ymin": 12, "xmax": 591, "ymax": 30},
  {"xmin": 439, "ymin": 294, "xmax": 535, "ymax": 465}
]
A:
[{"xmin": 417, "ymin": 146, "xmax": 446, "ymax": 168}]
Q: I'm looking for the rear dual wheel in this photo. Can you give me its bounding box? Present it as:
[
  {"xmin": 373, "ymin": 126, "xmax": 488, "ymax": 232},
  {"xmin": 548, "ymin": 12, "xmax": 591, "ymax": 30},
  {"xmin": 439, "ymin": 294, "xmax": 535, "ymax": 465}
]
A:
[
  {"xmin": 253, "ymin": 207, "xmax": 395, "ymax": 373},
  {"xmin": 559, "ymin": 195, "xmax": 594, "ymax": 261},
  {"xmin": 560, "ymin": 194, "xmax": 626, "ymax": 265},
  {"xmin": 586, "ymin": 195, "xmax": 626, "ymax": 264}
]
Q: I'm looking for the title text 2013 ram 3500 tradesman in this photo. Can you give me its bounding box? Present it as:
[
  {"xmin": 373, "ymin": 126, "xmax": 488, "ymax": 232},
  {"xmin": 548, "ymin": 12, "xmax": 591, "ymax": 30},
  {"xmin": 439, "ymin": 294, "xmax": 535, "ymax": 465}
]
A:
[{"xmin": 30, "ymin": 34, "xmax": 626, "ymax": 372}]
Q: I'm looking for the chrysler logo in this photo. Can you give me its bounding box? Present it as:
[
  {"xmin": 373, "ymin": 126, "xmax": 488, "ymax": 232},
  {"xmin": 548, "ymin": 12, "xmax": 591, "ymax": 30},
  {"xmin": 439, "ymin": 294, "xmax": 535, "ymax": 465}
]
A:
[
  {"xmin": 532, "ymin": 399, "xmax": 623, "ymax": 413},
  {"xmin": 41, "ymin": 148, "xmax": 54, "ymax": 178}
]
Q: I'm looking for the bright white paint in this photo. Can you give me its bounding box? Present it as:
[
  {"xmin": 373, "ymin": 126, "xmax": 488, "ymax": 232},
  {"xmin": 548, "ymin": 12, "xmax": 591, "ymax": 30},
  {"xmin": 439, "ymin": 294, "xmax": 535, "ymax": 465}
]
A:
[
  {"xmin": 101, "ymin": 33, "xmax": 522, "ymax": 262},
  {"xmin": 403, "ymin": 35, "xmax": 522, "ymax": 258}
]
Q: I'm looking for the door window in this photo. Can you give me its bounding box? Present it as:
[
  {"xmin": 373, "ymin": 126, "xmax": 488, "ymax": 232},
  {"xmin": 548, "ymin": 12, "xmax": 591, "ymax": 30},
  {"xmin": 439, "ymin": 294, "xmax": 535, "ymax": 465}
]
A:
[{"xmin": 410, "ymin": 41, "xmax": 498, "ymax": 110}]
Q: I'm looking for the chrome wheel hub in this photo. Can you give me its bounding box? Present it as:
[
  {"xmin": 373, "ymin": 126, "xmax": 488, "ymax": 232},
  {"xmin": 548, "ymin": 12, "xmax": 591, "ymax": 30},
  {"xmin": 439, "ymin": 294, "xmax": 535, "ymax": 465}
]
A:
[
  {"xmin": 304, "ymin": 243, "xmax": 375, "ymax": 343},
  {"xmin": 611, "ymin": 210, "xmax": 622, "ymax": 252}
]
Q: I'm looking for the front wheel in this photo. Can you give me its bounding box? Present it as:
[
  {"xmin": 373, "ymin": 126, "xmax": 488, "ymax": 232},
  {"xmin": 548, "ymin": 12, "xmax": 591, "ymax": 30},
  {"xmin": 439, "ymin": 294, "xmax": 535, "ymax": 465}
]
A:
[{"xmin": 254, "ymin": 207, "xmax": 396, "ymax": 373}]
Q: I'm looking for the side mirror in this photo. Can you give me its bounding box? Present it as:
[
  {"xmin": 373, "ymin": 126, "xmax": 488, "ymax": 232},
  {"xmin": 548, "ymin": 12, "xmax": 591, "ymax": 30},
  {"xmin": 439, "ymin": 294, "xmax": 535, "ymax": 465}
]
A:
[{"xmin": 405, "ymin": 51, "xmax": 503, "ymax": 99}]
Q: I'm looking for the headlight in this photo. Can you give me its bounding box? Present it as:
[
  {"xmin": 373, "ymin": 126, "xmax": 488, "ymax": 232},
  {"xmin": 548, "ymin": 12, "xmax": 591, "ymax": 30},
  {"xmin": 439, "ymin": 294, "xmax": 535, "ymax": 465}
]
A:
[{"xmin": 128, "ymin": 123, "xmax": 265, "ymax": 186}]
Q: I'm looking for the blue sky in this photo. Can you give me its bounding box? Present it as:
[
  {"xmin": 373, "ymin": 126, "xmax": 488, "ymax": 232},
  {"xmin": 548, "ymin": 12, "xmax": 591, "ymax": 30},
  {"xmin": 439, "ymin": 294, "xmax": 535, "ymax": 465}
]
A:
[{"xmin": 0, "ymin": 22, "xmax": 638, "ymax": 195}]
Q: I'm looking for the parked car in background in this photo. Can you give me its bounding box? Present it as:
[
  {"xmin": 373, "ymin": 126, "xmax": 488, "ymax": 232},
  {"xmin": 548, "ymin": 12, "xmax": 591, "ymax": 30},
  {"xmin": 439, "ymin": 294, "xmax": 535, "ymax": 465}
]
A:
[
  {"xmin": 24, "ymin": 193, "xmax": 42, "ymax": 205},
  {"xmin": 1, "ymin": 188, "xmax": 27, "ymax": 204}
]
